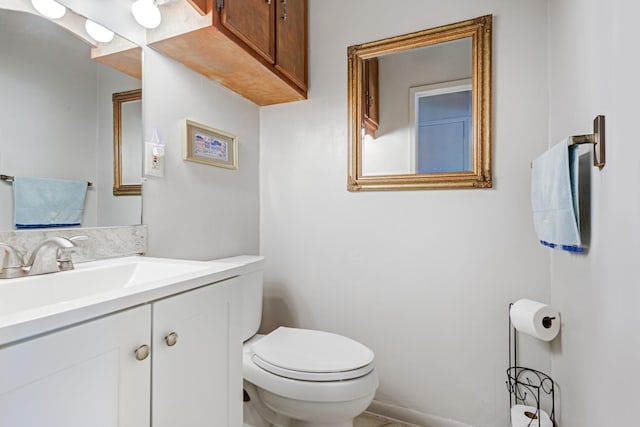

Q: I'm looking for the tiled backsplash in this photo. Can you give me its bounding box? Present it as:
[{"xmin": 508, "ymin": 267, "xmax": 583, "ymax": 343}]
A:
[{"xmin": 0, "ymin": 225, "xmax": 147, "ymax": 263}]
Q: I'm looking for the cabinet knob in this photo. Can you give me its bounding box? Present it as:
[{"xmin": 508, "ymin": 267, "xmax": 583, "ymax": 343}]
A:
[
  {"xmin": 134, "ymin": 344, "xmax": 150, "ymax": 361},
  {"xmin": 165, "ymin": 332, "xmax": 179, "ymax": 347}
]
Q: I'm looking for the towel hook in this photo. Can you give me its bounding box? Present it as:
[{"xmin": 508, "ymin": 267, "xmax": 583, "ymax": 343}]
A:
[{"xmin": 569, "ymin": 115, "xmax": 605, "ymax": 169}]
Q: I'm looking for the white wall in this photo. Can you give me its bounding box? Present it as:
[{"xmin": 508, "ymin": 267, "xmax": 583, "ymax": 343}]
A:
[
  {"xmin": 142, "ymin": 48, "xmax": 260, "ymax": 260},
  {"xmin": 96, "ymin": 65, "xmax": 142, "ymax": 227},
  {"xmin": 0, "ymin": 10, "xmax": 98, "ymax": 228},
  {"xmin": 548, "ymin": 0, "xmax": 640, "ymax": 425},
  {"xmin": 260, "ymin": 1, "xmax": 550, "ymax": 426}
]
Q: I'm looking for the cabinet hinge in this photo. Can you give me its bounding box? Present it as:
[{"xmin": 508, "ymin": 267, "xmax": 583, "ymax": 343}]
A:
[{"xmin": 216, "ymin": 0, "xmax": 224, "ymax": 12}]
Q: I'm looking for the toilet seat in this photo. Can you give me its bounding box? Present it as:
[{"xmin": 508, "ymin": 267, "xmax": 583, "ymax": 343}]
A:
[
  {"xmin": 250, "ymin": 327, "xmax": 375, "ymax": 382},
  {"xmin": 243, "ymin": 334, "xmax": 379, "ymax": 403}
]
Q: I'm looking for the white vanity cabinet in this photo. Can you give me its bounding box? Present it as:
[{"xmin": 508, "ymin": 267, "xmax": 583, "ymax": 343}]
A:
[
  {"xmin": 0, "ymin": 277, "xmax": 242, "ymax": 427},
  {"xmin": 152, "ymin": 277, "xmax": 242, "ymax": 426},
  {"xmin": 0, "ymin": 306, "xmax": 152, "ymax": 427}
]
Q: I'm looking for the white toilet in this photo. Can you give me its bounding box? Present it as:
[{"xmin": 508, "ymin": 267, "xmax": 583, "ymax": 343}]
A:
[{"xmin": 239, "ymin": 270, "xmax": 379, "ymax": 427}]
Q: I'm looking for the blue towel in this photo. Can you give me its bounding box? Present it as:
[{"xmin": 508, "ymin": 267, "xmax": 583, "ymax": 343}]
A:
[
  {"xmin": 13, "ymin": 177, "xmax": 87, "ymax": 229},
  {"xmin": 531, "ymin": 139, "xmax": 582, "ymax": 252}
]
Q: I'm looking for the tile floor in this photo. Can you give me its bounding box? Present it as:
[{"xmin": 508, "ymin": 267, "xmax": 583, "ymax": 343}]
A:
[{"xmin": 354, "ymin": 412, "xmax": 419, "ymax": 427}]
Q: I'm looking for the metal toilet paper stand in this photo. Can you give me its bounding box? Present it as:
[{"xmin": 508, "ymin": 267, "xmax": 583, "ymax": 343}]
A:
[{"xmin": 506, "ymin": 303, "xmax": 557, "ymax": 426}]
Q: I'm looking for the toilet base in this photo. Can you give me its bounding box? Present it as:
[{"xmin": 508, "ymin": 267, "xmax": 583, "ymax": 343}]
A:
[{"xmin": 243, "ymin": 381, "xmax": 372, "ymax": 427}]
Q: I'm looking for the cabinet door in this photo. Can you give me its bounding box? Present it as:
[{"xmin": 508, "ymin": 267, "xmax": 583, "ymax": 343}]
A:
[
  {"xmin": 275, "ymin": 0, "xmax": 307, "ymax": 90},
  {"xmin": 362, "ymin": 57, "xmax": 379, "ymax": 137},
  {"xmin": 0, "ymin": 306, "xmax": 151, "ymax": 427},
  {"xmin": 221, "ymin": 0, "xmax": 275, "ymax": 64},
  {"xmin": 152, "ymin": 279, "xmax": 242, "ymax": 427}
]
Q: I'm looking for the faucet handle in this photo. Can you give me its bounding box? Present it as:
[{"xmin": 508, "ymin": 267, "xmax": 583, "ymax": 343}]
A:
[
  {"xmin": 56, "ymin": 235, "xmax": 88, "ymax": 271},
  {"xmin": 0, "ymin": 243, "xmax": 25, "ymax": 279},
  {"xmin": 0, "ymin": 243, "xmax": 24, "ymax": 267}
]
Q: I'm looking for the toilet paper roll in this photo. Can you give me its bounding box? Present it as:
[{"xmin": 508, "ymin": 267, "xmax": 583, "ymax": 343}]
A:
[
  {"xmin": 510, "ymin": 299, "xmax": 560, "ymax": 341},
  {"xmin": 510, "ymin": 404, "xmax": 552, "ymax": 427}
]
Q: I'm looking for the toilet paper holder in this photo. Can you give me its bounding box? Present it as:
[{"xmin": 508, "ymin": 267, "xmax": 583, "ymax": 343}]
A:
[{"xmin": 506, "ymin": 303, "xmax": 557, "ymax": 426}]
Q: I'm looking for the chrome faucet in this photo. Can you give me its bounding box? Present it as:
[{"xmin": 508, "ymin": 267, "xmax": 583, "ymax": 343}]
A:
[
  {"xmin": 25, "ymin": 236, "xmax": 84, "ymax": 276},
  {"xmin": 0, "ymin": 243, "xmax": 26, "ymax": 279}
]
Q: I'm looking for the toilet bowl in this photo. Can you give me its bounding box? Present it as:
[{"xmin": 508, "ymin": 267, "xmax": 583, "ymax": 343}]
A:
[
  {"xmin": 237, "ymin": 267, "xmax": 379, "ymax": 427},
  {"xmin": 243, "ymin": 330, "xmax": 378, "ymax": 427}
]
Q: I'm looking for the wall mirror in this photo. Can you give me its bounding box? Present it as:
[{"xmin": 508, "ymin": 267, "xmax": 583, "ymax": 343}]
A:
[
  {"xmin": 0, "ymin": 5, "xmax": 143, "ymax": 229},
  {"xmin": 347, "ymin": 15, "xmax": 492, "ymax": 191},
  {"xmin": 113, "ymin": 89, "xmax": 142, "ymax": 196}
]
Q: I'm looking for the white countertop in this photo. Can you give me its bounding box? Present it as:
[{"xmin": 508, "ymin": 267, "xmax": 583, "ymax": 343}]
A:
[{"xmin": 0, "ymin": 255, "xmax": 263, "ymax": 347}]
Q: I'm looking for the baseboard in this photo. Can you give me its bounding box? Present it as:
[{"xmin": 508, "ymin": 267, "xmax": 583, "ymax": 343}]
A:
[{"xmin": 367, "ymin": 400, "xmax": 475, "ymax": 427}]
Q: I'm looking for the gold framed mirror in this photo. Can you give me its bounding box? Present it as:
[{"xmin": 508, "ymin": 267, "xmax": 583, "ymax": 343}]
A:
[
  {"xmin": 113, "ymin": 89, "xmax": 142, "ymax": 196},
  {"xmin": 347, "ymin": 15, "xmax": 492, "ymax": 191}
]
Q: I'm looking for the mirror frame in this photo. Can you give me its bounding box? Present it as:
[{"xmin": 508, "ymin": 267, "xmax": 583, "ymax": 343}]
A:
[
  {"xmin": 347, "ymin": 15, "xmax": 492, "ymax": 191},
  {"xmin": 113, "ymin": 89, "xmax": 142, "ymax": 196}
]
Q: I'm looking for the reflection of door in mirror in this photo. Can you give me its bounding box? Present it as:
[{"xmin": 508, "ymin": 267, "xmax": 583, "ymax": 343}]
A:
[
  {"xmin": 410, "ymin": 80, "xmax": 472, "ymax": 174},
  {"xmin": 113, "ymin": 89, "xmax": 142, "ymax": 196}
]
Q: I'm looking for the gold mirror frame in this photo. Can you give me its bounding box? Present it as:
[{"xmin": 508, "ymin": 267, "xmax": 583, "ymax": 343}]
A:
[
  {"xmin": 113, "ymin": 89, "xmax": 142, "ymax": 196},
  {"xmin": 347, "ymin": 15, "xmax": 492, "ymax": 191}
]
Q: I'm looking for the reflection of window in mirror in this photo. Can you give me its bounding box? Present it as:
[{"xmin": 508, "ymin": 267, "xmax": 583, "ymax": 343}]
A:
[{"xmin": 410, "ymin": 80, "xmax": 472, "ymax": 174}]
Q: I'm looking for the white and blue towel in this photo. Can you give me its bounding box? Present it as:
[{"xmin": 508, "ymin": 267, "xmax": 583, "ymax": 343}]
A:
[
  {"xmin": 13, "ymin": 176, "xmax": 87, "ymax": 229},
  {"xmin": 531, "ymin": 139, "xmax": 582, "ymax": 252}
]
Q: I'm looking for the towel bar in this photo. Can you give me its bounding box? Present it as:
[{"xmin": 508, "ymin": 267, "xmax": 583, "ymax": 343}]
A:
[
  {"xmin": 0, "ymin": 175, "xmax": 93, "ymax": 187},
  {"xmin": 568, "ymin": 115, "xmax": 605, "ymax": 169}
]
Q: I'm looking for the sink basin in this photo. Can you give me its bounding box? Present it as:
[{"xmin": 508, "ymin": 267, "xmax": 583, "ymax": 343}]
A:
[
  {"xmin": 0, "ymin": 254, "xmax": 263, "ymax": 348},
  {"xmin": 0, "ymin": 257, "xmax": 214, "ymax": 317}
]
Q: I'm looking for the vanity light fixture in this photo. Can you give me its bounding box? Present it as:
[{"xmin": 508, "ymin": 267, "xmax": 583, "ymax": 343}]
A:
[
  {"xmin": 131, "ymin": 0, "xmax": 161, "ymax": 29},
  {"xmin": 85, "ymin": 19, "xmax": 115, "ymax": 43},
  {"xmin": 31, "ymin": 0, "xmax": 66, "ymax": 19}
]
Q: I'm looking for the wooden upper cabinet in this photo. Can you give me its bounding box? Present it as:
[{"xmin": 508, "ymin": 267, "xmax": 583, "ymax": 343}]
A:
[
  {"xmin": 147, "ymin": 0, "xmax": 307, "ymax": 106},
  {"xmin": 221, "ymin": 0, "xmax": 275, "ymax": 64},
  {"xmin": 275, "ymin": 0, "xmax": 307, "ymax": 90}
]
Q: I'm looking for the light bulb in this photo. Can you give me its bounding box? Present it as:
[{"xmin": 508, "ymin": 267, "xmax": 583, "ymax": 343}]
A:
[
  {"xmin": 131, "ymin": 0, "xmax": 161, "ymax": 29},
  {"xmin": 85, "ymin": 19, "xmax": 115, "ymax": 43},
  {"xmin": 31, "ymin": 0, "xmax": 66, "ymax": 19}
]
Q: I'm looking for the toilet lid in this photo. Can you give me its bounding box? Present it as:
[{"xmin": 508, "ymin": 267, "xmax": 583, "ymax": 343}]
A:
[{"xmin": 250, "ymin": 327, "xmax": 375, "ymax": 382}]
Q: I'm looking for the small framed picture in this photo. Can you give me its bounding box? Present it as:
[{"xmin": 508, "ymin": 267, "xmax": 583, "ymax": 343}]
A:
[{"xmin": 183, "ymin": 119, "xmax": 238, "ymax": 169}]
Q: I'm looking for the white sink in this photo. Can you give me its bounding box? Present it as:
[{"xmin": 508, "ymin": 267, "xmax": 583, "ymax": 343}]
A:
[
  {"xmin": 0, "ymin": 258, "xmax": 210, "ymax": 316},
  {"xmin": 0, "ymin": 255, "xmax": 262, "ymax": 347}
]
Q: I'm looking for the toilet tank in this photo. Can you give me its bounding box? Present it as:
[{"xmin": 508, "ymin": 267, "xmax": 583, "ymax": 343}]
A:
[{"xmin": 238, "ymin": 270, "xmax": 263, "ymax": 341}]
